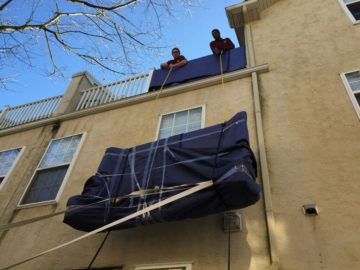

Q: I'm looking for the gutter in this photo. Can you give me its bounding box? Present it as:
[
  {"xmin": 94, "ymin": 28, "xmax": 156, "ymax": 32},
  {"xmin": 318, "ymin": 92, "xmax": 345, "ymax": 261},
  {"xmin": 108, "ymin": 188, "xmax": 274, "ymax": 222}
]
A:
[{"xmin": 227, "ymin": 2, "xmax": 279, "ymax": 269}]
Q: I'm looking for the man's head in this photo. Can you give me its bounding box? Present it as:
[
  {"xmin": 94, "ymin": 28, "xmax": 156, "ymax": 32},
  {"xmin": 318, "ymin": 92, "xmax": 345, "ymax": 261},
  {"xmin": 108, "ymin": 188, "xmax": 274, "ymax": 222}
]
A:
[
  {"xmin": 211, "ymin": 29, "xmax": 221, "ymax": 40},
  {"xmin": 172, "ymin": 47, "xmax": 181, "ymax": 59}
]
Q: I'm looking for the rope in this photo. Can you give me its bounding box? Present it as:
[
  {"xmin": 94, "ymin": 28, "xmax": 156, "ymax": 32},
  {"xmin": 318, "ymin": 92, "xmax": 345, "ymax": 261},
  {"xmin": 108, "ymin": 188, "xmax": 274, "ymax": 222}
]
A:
[
  {"xmin": 0, "ymin": 198, "xmax": 110, "ymax": 233},
  {"xmin": 87, "ymin": 230, "xmax": 111, "ymax": 269},
  {"xmin": 219, "ymin": 52, "xmax": 229, "ymax": 122},
  {"xmin": 0, "ymin": 179, "xmax": 206, "ymax": 233},
  {"xmin": 227, "ymin": 220, "xmax": 231, "ymax": 270},
  {"xmin": 0, "ymin": 113, "xmax": 246, "ymax": 234},
  {"xmin": 135, "ymin": 67, "xmax": 173, "ymax": 146},
  {"xmin": 0, "ymin": 180, "xmax": 213, "ymax": 270}
]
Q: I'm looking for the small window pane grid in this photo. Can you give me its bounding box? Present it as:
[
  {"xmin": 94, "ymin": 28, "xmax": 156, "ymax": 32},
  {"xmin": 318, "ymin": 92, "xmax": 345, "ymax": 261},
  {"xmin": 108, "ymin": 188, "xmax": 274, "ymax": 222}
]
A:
[
  {"xmin": 345, "ymin": 71, "xmax": 360, "ymax": 107},
  {"xmin": 342, "ymin": 70, "xmax": 360, "ymax": 119},
  {"xmin": 0, "ymin": 148, "xmax": 21, "ymax": 186},
  {"xmin": 39, "ymin": 135, "xmax": 82, "ymax": 169},
  {"xmin": 342, "ymin": 0, "xmax": 360, "ymax": 21},
  {"xmin": 158, "ymin": 107, "xmax": 202, "ymax": 139},
  {"xmin": 20, "ymin": 135, "xmax": 82, "ymax": 205}
]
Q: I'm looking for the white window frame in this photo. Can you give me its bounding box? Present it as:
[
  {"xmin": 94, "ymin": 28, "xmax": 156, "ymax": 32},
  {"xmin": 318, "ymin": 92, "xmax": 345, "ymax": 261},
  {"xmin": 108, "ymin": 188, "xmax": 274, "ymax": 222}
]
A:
[
  {"xmin": 340, "ymin": 69, "xmax": 360, "ymax": 120},
  {"xmin": 0, "ymin": 146, "xmax": 25, "ymax": 190},
  {"xmin": 155, "ymin": 105, "xmax": 206, "ymax": 140},
  {"xmin": 18, "ymin": 133, "xmax": 87, "ymax": 208},
  {"xmin": 338, "ymin": 0, "xmax": 360, "ymax": 24},
  {"xmin": 134, "ymin": 263, "xmax": 192, "ymax": 270}
]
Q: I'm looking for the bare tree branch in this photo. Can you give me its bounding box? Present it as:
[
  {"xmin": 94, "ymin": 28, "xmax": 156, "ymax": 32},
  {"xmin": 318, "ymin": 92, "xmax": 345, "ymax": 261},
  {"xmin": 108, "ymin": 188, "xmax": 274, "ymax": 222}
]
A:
[
  {"xmin": 66, "ymin": 0, "xmax": 138, "ymax": 11},
  {"xmin": 0, "ymin": 0, "xmax": 14, "ymax": 11},
  {"xmin": 0, "ymin": 0, "xmax": 199, "ymax": 91},
  {"xmin": 0, "ymin": 11, "xmax": 100, "ymax": 31}
]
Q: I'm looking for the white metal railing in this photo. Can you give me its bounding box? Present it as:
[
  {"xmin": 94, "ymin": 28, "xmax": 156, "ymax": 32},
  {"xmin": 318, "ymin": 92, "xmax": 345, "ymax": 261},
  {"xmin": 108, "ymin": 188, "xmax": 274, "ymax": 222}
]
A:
[
  {"xmin": 0, "ymin": 95, "xmax": 63, "ymax": 130},
  {"xmin": 76, "ymin": 69, "xmax": 154, "ymax": 111}
]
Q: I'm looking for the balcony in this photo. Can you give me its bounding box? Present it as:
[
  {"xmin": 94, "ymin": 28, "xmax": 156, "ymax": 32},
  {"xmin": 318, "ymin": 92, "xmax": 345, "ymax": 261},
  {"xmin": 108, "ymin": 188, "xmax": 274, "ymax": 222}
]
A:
[
  {"xmin": 0, "ymin": 47, "xmax": 246, "ymax": 131},
  {"xmin": 0, "ymin": 96, "xmax": 63, "ymax": 130}
]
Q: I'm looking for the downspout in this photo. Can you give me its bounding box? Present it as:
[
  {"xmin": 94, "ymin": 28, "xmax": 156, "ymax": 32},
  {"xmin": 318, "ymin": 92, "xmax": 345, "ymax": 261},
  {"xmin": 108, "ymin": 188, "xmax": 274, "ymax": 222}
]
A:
[{"xmin": 243, "ymin": 5, "xmax": 279, "ymax": 269}]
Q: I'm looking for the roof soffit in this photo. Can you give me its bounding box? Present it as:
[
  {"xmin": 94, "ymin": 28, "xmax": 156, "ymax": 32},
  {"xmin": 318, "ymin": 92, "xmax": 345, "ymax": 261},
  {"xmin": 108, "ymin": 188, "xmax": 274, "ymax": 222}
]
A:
[{"xmin": 226, "ymin": 0, "xmax": 279, "ymax": 28}]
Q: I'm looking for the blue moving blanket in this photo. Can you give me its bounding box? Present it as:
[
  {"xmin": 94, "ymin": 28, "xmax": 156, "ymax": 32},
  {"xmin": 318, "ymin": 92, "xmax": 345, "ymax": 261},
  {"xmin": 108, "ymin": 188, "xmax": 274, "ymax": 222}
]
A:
[{"xmin": 63, "ymin": 111, "xmax": 260, "ymax": 232}]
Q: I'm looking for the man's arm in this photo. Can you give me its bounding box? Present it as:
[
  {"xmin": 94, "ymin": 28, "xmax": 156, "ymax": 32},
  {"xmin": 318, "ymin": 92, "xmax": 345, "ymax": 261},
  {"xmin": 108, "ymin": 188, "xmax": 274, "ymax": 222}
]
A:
[
  {"xmin": 210, "ymin": 41, "xmax": 220, "ymax": 55},
  {"xmin": 169, "ymin": 59, "xmax": 187, "ymax": 68},
  {"xmin": 160, "ymin": 62, "xmax": 169, "ymax": 69},
  {"xmin": 224, "ymin": 38, "xmax": 235, "ymax": 50}
]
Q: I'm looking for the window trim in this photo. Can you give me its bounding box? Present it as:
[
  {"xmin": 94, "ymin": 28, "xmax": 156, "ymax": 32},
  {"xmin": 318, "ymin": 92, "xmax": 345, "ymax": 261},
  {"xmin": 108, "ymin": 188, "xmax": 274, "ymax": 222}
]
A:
[
  {"xmin": 17, "ymin": 132, "xmax": 87, "ymax": 208},
  {"xmin": 340, "ymin": 69, "xmax": 360, "ymax": 120},
  {"xmin": 155, "ymin": 105, "xmax": 206, "ymax": 140},
  {"xmin": 134, "ymin": 262, "xmax": 192, "ymax": 270},
  {"xmin": 338, "ymin": 0, "xmax": 360, "ymax": 24},
  {"xmin": 0, "ymin": 146, "xmax": 25, "ymax": 190}
]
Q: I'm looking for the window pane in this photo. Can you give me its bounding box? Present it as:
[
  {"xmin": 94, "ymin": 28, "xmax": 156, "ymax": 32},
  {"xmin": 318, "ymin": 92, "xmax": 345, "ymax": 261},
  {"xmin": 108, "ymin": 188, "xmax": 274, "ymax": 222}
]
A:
[
  {"xmin": 174, "ymin": 111, "xmax": 188, "ymax": 126},
  {"xmin": 21, "ymin": 166, "xmax": 68, "ymax": 204},
  {"xmin": 345, "ymin": 71, "xmax": 360, "ymax": 92},
  {"xmin": 158, "ymin": 128, "xmax": 172, "ymax": 139},
  {"xmin": 355, "ymin": 93, "xmax": 360, "ymax": 106},
  {"xmin": 187, "ymin": 122, "xmax": 202, "ymax": 132},
  {"xmin": 173, "ymin": 124, "xmax": 187, "ymax": 135},
  {"xmin": 160, "ymin": 114, "xmax": 174, "ymax": 130},
  {"xmin": 39, "ymin": 135, "xmax": 82, "ymax": 168},
  {"xmin": 158, "ymin": 107, "xmax": 203, "ymax": 139},
  {"xmin": 189, "ymin": 107, "xmax": 202, "ymax": 123},
  {"xmin": 0, "ymin": 148, "xmax": 21, "ymax": 176},
  {"xmin": 348, "ymin": 1, "xmax": 360, "ymax": 20}
]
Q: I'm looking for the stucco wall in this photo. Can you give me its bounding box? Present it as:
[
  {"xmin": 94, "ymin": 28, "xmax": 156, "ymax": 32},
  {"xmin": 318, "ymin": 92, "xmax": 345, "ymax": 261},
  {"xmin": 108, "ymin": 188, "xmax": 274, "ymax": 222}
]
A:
[
  {"xmin": 250, "ymin": 0, "xmax": 360, "ymax": 269},
  {"xmin": 0, "ymin": 78, "xmax": 270, "ymax": 270}
]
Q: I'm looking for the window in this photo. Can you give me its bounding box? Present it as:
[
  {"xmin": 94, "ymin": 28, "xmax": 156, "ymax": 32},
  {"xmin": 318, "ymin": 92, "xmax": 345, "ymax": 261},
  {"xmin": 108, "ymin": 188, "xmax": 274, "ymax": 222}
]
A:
[
  {"xmin": 135, "ymin": 263, "xmax": 191, "ymax": 270},
  {"xmin": 19, "ymin": 134, "xmax": 84, "ymax": 206},
  {"xmin": 0, "ymin": 147, "xmax": 23, "ymax": 189},
  {"xmin": 339, "ymin": 0, "xmax": 360, "ymax": 23},
  {"xmin": 157, "ymin": 106, "xmax": 204, "ymax": 139},
  {"xmin": 341, "ymin": 69, "xmax": 360, "ymax": 119}
]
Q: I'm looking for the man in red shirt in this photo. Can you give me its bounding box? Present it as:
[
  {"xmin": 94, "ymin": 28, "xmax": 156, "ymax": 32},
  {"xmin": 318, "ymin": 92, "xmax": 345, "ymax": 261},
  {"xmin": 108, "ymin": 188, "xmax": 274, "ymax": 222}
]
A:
[
  {"xmin": 160, "ymin": 47, "xmax": 188, "ymax": 69},
  {"xmin": 210, "ymin": 29, "xmax": 235, "ymax": 55}
]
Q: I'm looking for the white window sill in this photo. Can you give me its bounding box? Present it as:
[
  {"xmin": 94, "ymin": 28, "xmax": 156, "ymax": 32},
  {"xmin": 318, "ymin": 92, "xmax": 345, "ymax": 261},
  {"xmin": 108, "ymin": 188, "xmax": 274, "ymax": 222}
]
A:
[{"xmin": 17, "ymin": 200, "xmax": 57, "ymax": 209}]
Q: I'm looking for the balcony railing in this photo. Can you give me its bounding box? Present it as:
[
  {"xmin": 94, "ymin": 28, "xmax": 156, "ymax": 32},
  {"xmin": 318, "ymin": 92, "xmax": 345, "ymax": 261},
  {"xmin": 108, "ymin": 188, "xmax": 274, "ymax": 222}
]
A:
[
  {"xmin": 0, "ymin": 95, "xmax": 63, "ymax": 130},
  {"xmin": 0, "ymin": 48, "xmax": 247, "ymax": 131},
  {"xmin": 76, "ymin": 69, "xmax": 154, "ymax": 111}
]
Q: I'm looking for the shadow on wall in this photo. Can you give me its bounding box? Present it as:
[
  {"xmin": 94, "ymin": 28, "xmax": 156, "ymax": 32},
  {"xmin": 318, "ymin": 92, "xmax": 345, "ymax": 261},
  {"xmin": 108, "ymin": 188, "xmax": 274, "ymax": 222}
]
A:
[{"xmin": 57, "ymin": 214, "xmax": 253, "ymax": 270}]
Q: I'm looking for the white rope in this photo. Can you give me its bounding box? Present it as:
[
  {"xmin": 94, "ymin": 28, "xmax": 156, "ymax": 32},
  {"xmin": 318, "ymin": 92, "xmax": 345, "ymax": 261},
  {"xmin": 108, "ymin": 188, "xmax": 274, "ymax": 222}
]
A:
[
  {"xmin": 0, "ymin": 180, "xmax": 213, "ymax": 270},
  {"xmin": 0, "ymin": 198, "xmax": 110, "ymax": 233},
  {"xmin": 0, "ymin": 181, "xmax": 203, "ymax": 234}
]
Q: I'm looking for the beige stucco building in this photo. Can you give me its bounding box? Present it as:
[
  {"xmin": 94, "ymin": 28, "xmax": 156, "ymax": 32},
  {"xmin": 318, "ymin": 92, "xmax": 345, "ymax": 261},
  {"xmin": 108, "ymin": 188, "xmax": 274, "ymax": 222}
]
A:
[{"xmin": 0, "ymin": 0, "xmax": 360, "ymax": 269}]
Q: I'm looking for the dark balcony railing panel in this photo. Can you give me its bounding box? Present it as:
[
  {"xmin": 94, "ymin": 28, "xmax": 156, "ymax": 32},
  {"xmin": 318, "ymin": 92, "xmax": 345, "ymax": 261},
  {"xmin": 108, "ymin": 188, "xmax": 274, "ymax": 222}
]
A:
[{"xmin": 149, "ymin": 46, "xmax": 247, "ymax": 90}]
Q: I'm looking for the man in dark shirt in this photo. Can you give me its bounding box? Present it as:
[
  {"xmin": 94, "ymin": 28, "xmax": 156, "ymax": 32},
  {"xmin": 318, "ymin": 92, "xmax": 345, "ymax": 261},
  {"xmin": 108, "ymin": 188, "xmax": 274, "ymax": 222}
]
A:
[
  {"xmin": 210, "ymin": 29, "xmax": 235, "ymax": 55},
  {"xmin": 160, "ymin": 47, "xmax": 188, "ymax": 69}
]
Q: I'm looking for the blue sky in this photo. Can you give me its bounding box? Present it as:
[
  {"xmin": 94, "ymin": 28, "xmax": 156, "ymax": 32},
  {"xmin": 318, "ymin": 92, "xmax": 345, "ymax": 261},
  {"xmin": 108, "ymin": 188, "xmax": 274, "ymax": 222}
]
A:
[{"xmin": 0, "ymin": 0, "xmax": 243, "ymax": 109}]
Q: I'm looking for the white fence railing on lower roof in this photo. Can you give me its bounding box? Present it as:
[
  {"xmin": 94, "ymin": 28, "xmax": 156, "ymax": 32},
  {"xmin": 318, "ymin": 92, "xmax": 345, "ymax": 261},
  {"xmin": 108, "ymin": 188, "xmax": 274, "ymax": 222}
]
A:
[
  {"xmin": 76, "ymin": 68, "xmax": 154, "ymax": 111},
  {"xmin": 0, "ymin": 95, "xmax": 63, "ymax": 130}
]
